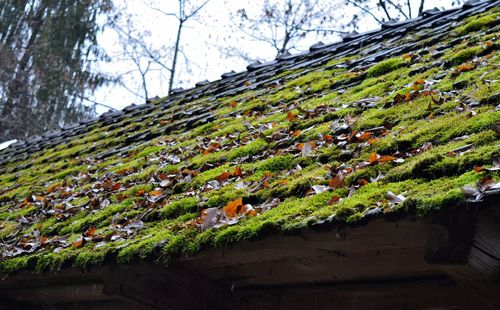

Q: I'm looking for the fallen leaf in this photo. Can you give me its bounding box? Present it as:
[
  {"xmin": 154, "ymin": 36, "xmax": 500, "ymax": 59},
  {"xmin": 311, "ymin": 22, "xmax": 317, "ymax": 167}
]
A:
[
  {"xmin": 149, "ymin": 190, "xmax": 163, "ymax": 196},
  {"xmin": 232, "ymin": 166, "xmax": 242, "ymax": 177},
  {"xmin": 230, "ymin": 101, "xmax": 238, "ymax": 108},
  {"xmin": 85, "ymin": 227, "xmax": 97, "ymax": 237},
  {"xmin": 287, "ymin": 111, "xmax": 296, "ymax": 122},
  {"xmin": 111, "ymin": 182, "xmax": 121, "ymax": 191},
  {"xmin": 369, "ymin": 152, "xmax": 379, "ymax": 165},
  {"xmin": 47, "ymin": 183, "xmax": 60, "ymax": 194},
  {"xmin": 329, "ymin": 173, "xmax": 345, "ymax": 189},
  {"xmin": 327, "ymin": 195, "xmax": 341, "ymax": 205},
  {"xmin": 474, "ymin": 165, "xmax": 484, "ymax": 173},
  {"xmin": 312, "ymin": 185, "xmax": 330, "ymax": 194},
  {"xmin": 290, "ymin": 130, "xmax": 301, "ymax": 138},
  {"xmin": 216, "ymin": 172, "xmax": 231, "ymax": 183},
  {"xmin": 378, "ymin": 155, "xmax": 396, "ymax": 164},
  {"xmin": 72, "ymin": 238, "xmax": 85, "ymax": 248},
  {"xmin": 223, "ymin": 197, "xmax": 244, "ymax": 218},
  {"xmin": 358, "ymin": 178, "xmax": 369, "ymax": 186}
]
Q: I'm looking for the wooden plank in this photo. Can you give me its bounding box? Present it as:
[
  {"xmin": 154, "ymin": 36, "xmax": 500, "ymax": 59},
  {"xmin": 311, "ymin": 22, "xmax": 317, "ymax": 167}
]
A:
[{"xmin": 181, "ymin": 217, "xmax": 445, "ymax": 288}]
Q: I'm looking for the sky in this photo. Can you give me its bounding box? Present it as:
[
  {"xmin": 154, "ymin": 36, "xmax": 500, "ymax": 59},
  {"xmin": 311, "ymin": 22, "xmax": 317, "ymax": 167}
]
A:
[{"xmin": 89, "ymin": 0, "xmax": 461, "ymax": 113}]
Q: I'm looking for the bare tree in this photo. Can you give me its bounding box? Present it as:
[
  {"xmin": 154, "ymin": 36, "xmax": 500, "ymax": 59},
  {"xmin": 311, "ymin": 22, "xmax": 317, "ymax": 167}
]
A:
[
  {"xmin": 223, "ymin": 0, "xmax": 465, "ymax": 63},
  {"xmin": 227, "ymin": 0, "xmax": 347, "ymax": 59},
  {"xmin": 110, "ymin": 0, "xmax": 209, "ymax": 101}
]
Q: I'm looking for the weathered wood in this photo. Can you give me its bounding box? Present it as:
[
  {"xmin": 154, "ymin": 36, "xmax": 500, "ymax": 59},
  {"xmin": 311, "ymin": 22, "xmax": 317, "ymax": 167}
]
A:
[
  {"xmin": 181, "ymin": 217, "xmax": 445, "ymax": 288},
  {"xmin": 230, "ymin": 277, "xmax": 493, "ymax": 310},
  {"xmin": 468, "ymin": 191, "xmax": 500, "ymax": 281}
]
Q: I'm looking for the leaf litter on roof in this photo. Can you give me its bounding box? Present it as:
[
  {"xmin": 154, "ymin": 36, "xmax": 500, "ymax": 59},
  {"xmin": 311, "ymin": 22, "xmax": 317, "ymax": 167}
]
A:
[{"xmin": 0, "ymin": 4, "xmax": 500, "ymax": 274}]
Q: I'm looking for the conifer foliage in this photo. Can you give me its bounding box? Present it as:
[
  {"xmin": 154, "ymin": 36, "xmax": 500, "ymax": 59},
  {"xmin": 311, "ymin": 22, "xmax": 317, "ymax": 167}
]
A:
[{"xmin": 0, "ymin": 0, "xmax": 112, "ymax": 140}]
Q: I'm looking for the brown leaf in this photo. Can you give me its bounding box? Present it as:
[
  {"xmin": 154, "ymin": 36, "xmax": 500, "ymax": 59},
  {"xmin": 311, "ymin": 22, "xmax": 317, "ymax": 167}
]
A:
[
  {"xmin": 474, "ymin": 165, "xmax": 484, "ymax": 173},
  {"xmin": 85, "ymin": 227, "xmax": 97, "ymax": 237},
  {"xmin": 216, "ymin": 172, "xmax": 231, "ymax": 183},
  {"xmin": 456, "ymin": 63, "xmax": 475, "ymax": 74},
  {"xmin": 393, "ymin": 93, "xmax": 405, "ymax": 104},
  {"xmin": 329, "ymin": 173, "xmax": 345, "ymax": 189},
  {"xmin": 327, "ymin": 195, "xmax": 341, "ymax": 205},
  {"xmin": 287, "ymin": 111, "xmax": 296, "ymax": 122},
  {"xmin": 102, "ymin": 179, "xmax": 114, "ymax": 191},
  {"xmin": 232, "ymin": 166, "xmax": 242, "ymax": 177},
  {"xmin": 358, "ymin": 178, "xmax": 369, "ymax": 186},
  {"xmin": 111, "ymin": 182, "xmax": 121, "ymax": 191},
  {"xmin": 230, "ymin": 101, "xmax": 238, "ymax": 108}
]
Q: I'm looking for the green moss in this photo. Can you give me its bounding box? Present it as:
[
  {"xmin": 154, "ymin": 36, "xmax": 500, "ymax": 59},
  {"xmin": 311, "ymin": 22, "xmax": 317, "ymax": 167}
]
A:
[
  {"xmin": 449, "ymin": 46, "xmax": 483, "ymax": 65},
  {"xmin": 455, "ymin": 13, "xmax": 499, "ymax": 35},
  {"xmin": 366, "ymin": 57, "xmax": 408, "ymax": 78},
  {"xmin": 257, "ymin": 155, "xmax": 294, "ymax": 172}
]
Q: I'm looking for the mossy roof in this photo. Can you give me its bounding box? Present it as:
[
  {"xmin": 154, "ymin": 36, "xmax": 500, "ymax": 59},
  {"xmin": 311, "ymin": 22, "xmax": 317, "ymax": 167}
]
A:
[{"xmin": 0, "ymin": 1, "xmax": 499, "ymax": 274}]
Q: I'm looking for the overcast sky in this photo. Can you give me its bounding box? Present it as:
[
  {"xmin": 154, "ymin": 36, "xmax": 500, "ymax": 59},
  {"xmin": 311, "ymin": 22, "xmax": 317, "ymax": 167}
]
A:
[{"xmin": 90, "ymin": 0, "xmax": 461, "ymax": 113}]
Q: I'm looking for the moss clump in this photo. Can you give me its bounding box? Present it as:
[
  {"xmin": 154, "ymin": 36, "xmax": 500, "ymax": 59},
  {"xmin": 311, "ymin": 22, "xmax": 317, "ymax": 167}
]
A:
[
  {"xmin": 366, "ymin": 57, "xmax": 407, "ymax": 78},
  {"xmin": 455, "ymin": 13, "xmax": 499, "ymax": 35},
  {"xmin": 449, "ymin": 46, "xmax": 483, "ymax": 65}
]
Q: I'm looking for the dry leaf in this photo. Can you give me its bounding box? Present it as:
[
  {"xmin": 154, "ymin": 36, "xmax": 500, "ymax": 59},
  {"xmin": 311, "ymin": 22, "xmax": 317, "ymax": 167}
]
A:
[
  {"xmin": 223, "ymin": 197, "xmax": 243, "ymax": 218},
  {"xmin": 85, "ymin": 227, "xmax": 97, "ymax": 237}
]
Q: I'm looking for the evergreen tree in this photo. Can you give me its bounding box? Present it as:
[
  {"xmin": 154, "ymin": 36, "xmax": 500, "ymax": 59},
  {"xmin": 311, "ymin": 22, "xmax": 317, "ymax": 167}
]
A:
[{"xmin": 0, "ymin": 0, "xmax": 113, "ymax": 140}]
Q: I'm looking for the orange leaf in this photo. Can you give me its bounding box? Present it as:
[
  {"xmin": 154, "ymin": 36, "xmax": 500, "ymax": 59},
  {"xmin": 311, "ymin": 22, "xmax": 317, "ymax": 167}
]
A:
[
  {"xmin": 474, "ymin": 165, "xmax": 484, "ymax": 172},
  {"xmin": 232, "ymin": 166, "xmax": 242, "ymax": 177},
  {"xmin": 357, "ymin": 131, "xmax": 372, "ymax": 141},
  {"xmin": 264, "ymin": 171, "xmax": 273, "ymax": 178},
  {"xmin": 262, "ymin": 180, "xmax": 270, "ymax": 188},
  {"xmin": 85, "ymin": 227, "xmax": 97, "ymax": 237},
  {"xmin": 369, "ymin": 152, "xmax": 379, "ymax": 164},
  {"xmin": 287, "ymin": 111, "xmax": 296, "ymax": 122},
  {"xmin": 111, "ymin": 182, "xmax": 121, "ymax": 191},
  {"xmin": 323, "ymin": 135, "xmax": 333, "ymax": 141},
  {"xmin": 456, "ymin": 64, "xmax": 475, "ymax": 73},
  {"xmin": 230, "ymin": 101, "xmax": 238, "ymax": 108},
  {"xmin": 73, "ymin": 238, "xmax": 85, "ymax": 248},
  {"xmin": 223, "ymin": 197, "xmax": 243, "ymax": 218},
  {"xmin": 378, "ymin": 155, "xmax": 396, "ymax": 164},
  {"xmin": 216, "ymin": 172, "xmax": 231, "ymax": 182},
  {"xmin": 404, "ymin": 92, "xmax": 412, "ymax": 101},
  {"xmin": 47, "ymin": 183, "xmax": 60, "ymax": 194},
  {"xmin": 297, "ymin": 143, "xmax": 304, "ymax": 150},
  {"xmin": 367, "ymin": 138, "xmax": 379, "ymax": 144},
  {"xmin": 290, "ymin": 130, "xmax": 301, "ymax": 138},
  {"xmin": 327, "ymin": 195, "xmax": 341, "ymax": 205},
  {"xmin": 277, "ymin": 180, "xmax": 289, "ymax": 185},
  {"xmin": 149, "ymin": 190, "xmax": 163, "ymax": 196},
  {"xmin": 136, "ymin": 189, "xmax": 145, "ymax": 196}
]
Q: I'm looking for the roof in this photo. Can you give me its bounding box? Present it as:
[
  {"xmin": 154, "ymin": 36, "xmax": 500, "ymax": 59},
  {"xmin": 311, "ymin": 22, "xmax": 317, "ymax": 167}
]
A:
[{"xmin": 0, "ymin": 1, "xmax": 499, "ymax": 277}]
